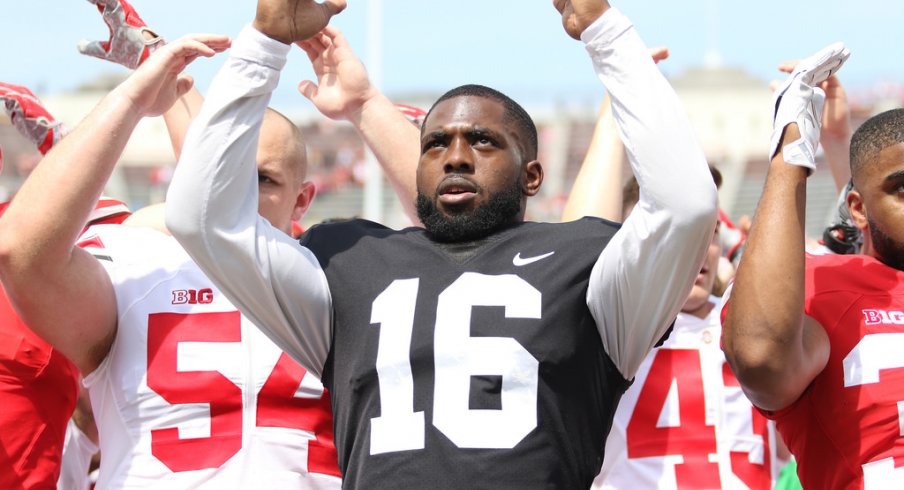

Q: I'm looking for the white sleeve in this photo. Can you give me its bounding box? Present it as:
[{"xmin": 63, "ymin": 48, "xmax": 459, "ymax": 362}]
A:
[
  {"xmin": 583, "ymin": 9, "xmax": 718, "ymax": 379},
  {"xmin": 56, "ymin": 419, "xmax": 99, "ymax": 490},
  {"xmin": 165, "ymin": 25, "xmax": 332, "ymax": 378}
]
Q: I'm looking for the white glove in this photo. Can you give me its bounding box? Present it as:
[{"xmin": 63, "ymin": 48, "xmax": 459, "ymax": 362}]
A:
[{"xmin": 770, "ymin": 42, "xmax": 850, "ymax": 173}]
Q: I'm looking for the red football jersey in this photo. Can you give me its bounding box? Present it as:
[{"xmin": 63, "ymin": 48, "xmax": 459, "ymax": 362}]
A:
[
  {"xmin": 763, "ymin": 253, "xmax": 904, "ymax": 489},
  {"xmin": 0, "ymin": 198, "xmax": 129, "ymax": 488},
  {"xmin": 0, "ymin": 285, "xmax": 80, "ymax": 488}
]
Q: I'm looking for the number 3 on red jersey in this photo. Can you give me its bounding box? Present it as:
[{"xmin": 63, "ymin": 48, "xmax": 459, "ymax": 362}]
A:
[
  {"xmin": 146, "ymin": 311, "xmax": 340, "ymax": 476},
  {"xmin": 626, "ymin": 348, "xmax": 771, "ymax": 489},
  {"xmin": 843, "ymin": 333, "xmax": 904, "ymax": 485}
]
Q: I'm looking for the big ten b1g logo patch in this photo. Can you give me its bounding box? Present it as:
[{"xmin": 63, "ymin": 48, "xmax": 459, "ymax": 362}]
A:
[
  {"xmin": 862, "ymin": 309, "xmax": 904, "ymax": 326},
  {"xmin": 172, "ymin": 288, "xmax": 214, "ymax": 305}
]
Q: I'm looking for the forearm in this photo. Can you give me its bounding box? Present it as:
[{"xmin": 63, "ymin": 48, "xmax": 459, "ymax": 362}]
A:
[
  {"xmin": 821, "ymin": 135, "xmax": 852, "ymax": 192},
  {"xmin": 561, "ymin": 95, "xmax": 626, "ymax": 222},
  {"xmin": 722, "ymin": 126, "xmax": 825, "ymax": 409},
  {"xmin": 584, "ymin": 9, "xmax": 718, "ymax": 378},
  {"xmin": 162, "ymin": 86, "xmax": 205, "ymax": 160},
  {"xmin": 348, "ymin": 92, "xmax": 422, "ymax": 225},
  {"xmin": 167, "ymin": 25, "xmax": 287, "ymax": 258},
  {"xmin": 726, "ymin": 158, "xmax": 807, "ymax": 358},
  {"xmin": 819, "ymin": 76, "xmax": 853, "ymax": 192},
  {"xmin": 166, "ymin": 25, "xmax": 332, "ymax": 376}
]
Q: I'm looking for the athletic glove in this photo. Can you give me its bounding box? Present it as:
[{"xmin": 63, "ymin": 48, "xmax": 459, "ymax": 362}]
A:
[
  {"xmin": 770, "ymin": 42, "xmax": 850, "ymax": 173},
  {"xmin": 78, "ymin": 0, "xmax": 164, "ymax": 69},
  {"xmin": 0, "ymin": 82, "xmax": 64, "ymax": 155}
]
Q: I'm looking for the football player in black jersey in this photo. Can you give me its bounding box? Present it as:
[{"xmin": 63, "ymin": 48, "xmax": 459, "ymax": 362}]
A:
[{"xmin": 168, "ymin": 0, "xmax": 719, "ymax": 487}]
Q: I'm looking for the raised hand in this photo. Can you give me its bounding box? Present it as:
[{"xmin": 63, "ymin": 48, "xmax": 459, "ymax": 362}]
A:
[
  {"xmin": 0, "ymin": 82, "xmax": 64, "ymax": 155},
  {"xmin": 777, "ymin": 60, "xmax": 851, "ymax": 144},
  {"xmin": 770, "ymin": 43, "xmax": 850, "ymax": 173},
  {"xmin": 78, "ymin": 0, "xmax": 164, "ymax": 69},
  {"xmin": 118, "ymin": 34, "xmax": 231, "ymax": 118},
  {"xmin": 296, "ymin": 26, "xmax": 378, "ymax": 121},
  {"xmin": 253, "ymin": 0, "xmax": 346, "ymax": 45},
  {"xmin": 553, "ymin": 0, "xmax": 610, "ymax": 40},
  {"xmin": 775, "ymin": 58, "xmax": 853, "ymax": 192}
]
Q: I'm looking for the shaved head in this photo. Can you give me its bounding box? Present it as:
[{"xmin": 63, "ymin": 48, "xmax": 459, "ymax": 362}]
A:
[
  {"xmin": 255, "ymin": 107, "xmax": 315, "ymax": 235},
  {"xmin": 262, "ymin": 108, "xmax": 307, "ymax": 183}
]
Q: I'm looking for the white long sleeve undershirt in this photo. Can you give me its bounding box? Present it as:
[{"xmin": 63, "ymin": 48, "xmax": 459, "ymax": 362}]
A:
[{"xmin": 167, "ymin": 9, "xmax": 716, "ymax": 380}]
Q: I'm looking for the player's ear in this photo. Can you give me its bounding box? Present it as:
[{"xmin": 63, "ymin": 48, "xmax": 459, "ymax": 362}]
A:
[
  {"xmin": 292, "ymin": 181, "xmax": 317, "ymax": 222},
  {"xmin": 522, "ymin": 160, "xmax": 543, "ymax": 197},
  {"xmin": 847, "ymin": 188, "xmax": 867, "ymax": 230}
]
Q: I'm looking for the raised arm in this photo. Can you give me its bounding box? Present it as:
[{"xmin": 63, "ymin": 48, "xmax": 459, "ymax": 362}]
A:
[
  {"xmin": 560, "ymin": 95, "xmax": 626, "ymax": 222},
  {"xmin": 722, "ymin": 44, "xmax": 849, "ymax": 411},
  {"xmin": 561, "ymin": 47, "xmax": 668, "ymax": 223},
  {"xmin": 556, "ymin": 0, "xmax": 718, "ymax": 379},
  {"xmin": 818, "ymin": 74, "xmax": 853, "ymax": 191},
  {"xmin": 296, "ymin": 26, "xmax": 422, "ymax": 224},
  {"xmin": 166, "ymin": 0, "xmax": 345, "ymax": 378},
  {"xmin": 0, "ymin": 36, "xmax": 229, "ymax": 373}
]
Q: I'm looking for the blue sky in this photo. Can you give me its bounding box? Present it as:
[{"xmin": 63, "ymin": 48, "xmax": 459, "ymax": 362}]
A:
[{"xmin": 2, "ymin": 1, "xmax": 903, "ymax": 110}]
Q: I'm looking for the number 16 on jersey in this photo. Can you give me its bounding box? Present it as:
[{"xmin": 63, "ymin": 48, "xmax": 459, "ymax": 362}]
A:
[{"xmin": 369, "ymin": 274, "xmax": 542, "ymax": 454}]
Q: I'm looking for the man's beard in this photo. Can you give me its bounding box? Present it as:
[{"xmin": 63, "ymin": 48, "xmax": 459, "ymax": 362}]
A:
[
  {"xmin": 869, "ymin": 215, "xmax": 904, "ymax": 271},
  {"xmin": 416, "ymin": 182, "xmax": 523, "ymax": 243}
]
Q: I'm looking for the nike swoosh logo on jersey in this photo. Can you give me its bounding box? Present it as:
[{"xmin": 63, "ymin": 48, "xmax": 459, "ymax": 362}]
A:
[{"xmin": 513, "ymin": 251, "xmax": 555, "ymax": 266}]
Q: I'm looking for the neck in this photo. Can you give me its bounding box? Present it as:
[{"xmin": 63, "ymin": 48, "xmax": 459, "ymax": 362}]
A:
[{"xmin": 683, "ymin": 298, "xmax": 716, "ymax": 320}]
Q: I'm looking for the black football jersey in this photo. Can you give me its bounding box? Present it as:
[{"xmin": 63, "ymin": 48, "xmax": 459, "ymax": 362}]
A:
[{"xmin": 300, "ymin": 218, "xmax": 629, "ymax": 489}]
